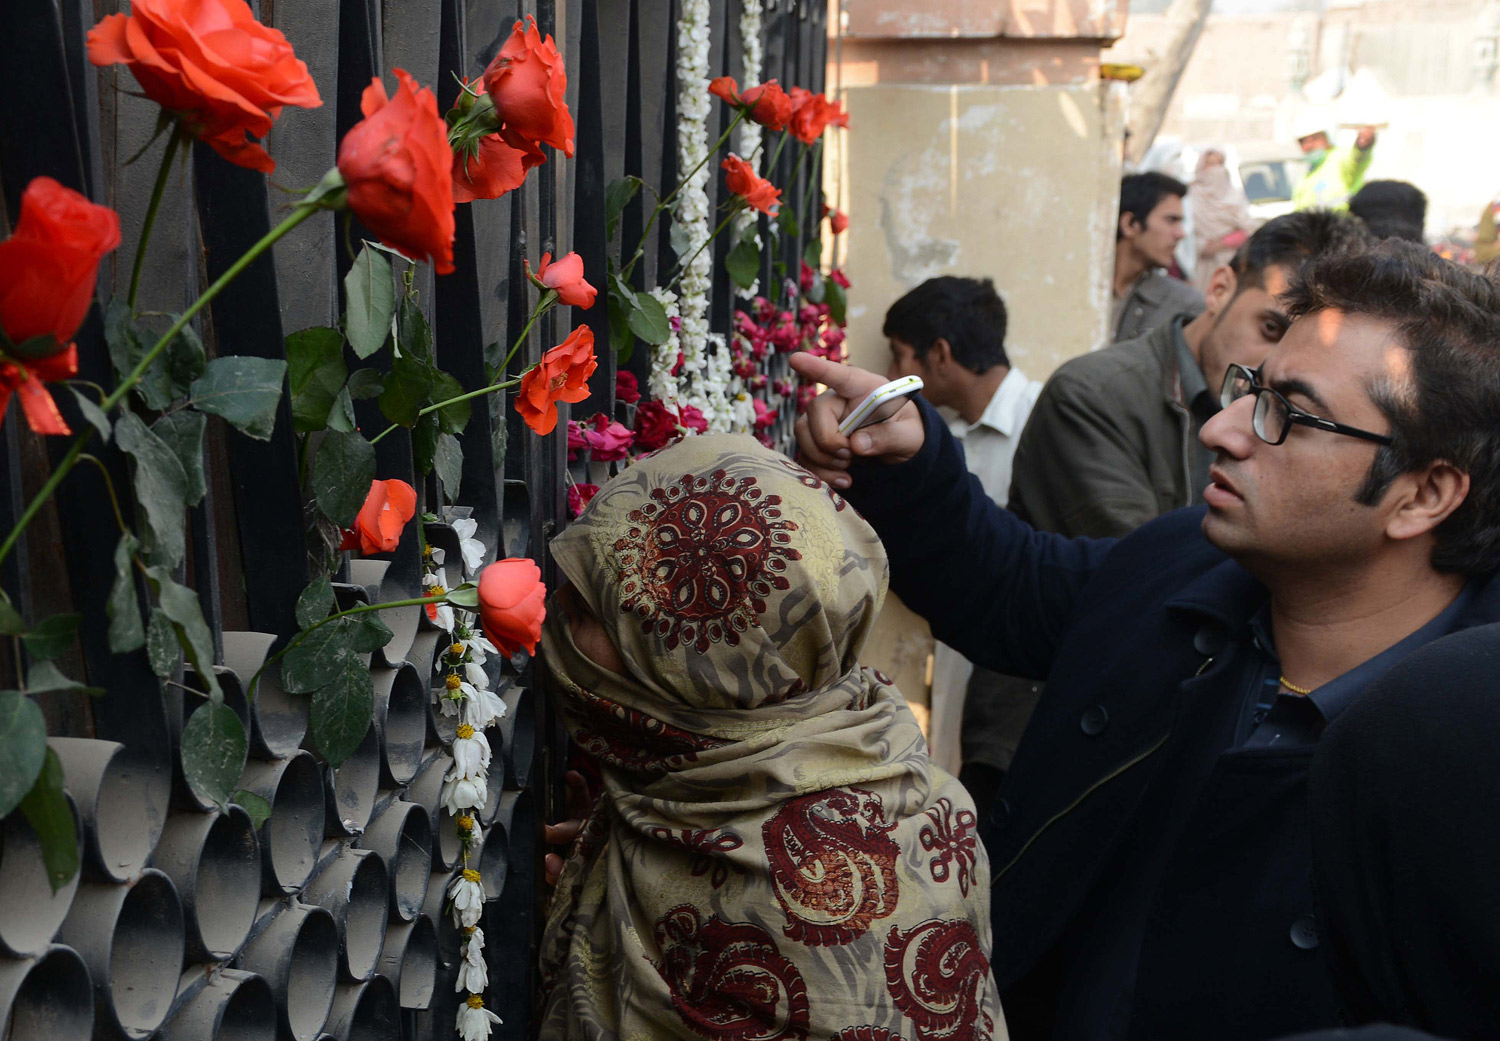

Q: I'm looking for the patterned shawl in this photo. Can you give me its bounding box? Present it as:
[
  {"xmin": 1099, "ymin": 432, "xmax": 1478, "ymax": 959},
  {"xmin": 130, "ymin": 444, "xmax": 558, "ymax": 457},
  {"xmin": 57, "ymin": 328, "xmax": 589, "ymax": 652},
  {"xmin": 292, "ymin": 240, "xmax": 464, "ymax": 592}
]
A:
[{"xmin": 537, "ymin": 434, "xmax": 1004, "ymax": 1041}]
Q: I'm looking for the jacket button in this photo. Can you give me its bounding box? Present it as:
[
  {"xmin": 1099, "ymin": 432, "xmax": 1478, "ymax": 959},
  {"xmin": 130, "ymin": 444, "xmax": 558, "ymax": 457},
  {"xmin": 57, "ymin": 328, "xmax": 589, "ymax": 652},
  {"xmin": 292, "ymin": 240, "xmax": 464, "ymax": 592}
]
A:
[
  {"xmin": 1193, "ymin": 622, "xmax": 1226, "ymax": 656},
  {"xmin": 1289, "ymin": 914, "xmax": 1319, "ymax": 950},
  {"xmin": 1080, "ymin": 705, "xmax": 1109, "ymax": 736}
]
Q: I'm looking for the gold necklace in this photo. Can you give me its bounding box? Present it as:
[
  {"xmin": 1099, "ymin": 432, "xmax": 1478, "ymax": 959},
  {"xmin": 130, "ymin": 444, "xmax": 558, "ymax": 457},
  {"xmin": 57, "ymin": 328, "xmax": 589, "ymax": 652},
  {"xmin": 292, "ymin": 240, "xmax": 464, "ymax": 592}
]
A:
[{"xmin": 1279, "ymin": 675, "xmax": 1314, "ymax": 696}]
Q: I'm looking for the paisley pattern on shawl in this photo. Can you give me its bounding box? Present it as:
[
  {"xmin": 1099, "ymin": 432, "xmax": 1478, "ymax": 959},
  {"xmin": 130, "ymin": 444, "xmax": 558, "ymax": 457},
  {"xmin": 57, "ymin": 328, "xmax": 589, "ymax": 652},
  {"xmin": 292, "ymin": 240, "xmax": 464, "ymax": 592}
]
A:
[{"xmin": 535, "ymin": 434, "xmax": 1005, "ymax": 1041}]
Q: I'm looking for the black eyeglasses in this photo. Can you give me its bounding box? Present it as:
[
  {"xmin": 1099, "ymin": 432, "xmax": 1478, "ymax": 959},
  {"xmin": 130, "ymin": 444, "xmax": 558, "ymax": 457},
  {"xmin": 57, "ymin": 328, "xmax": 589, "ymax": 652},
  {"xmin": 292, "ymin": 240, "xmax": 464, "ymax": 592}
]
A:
[{"xmin": 1219, "ymin": 363, "xmax": 1393, "ymax": 447}]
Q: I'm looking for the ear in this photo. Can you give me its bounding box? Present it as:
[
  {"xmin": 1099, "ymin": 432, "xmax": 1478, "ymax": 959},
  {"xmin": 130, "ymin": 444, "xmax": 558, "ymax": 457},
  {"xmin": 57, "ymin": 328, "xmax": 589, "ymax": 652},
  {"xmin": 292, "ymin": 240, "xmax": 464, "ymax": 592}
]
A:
[
  {"xmin": 1385, "ymin": 462, "xmax": 1470, "ymax": 544},
  {"xmin": 1118, "ymin": 212, "xmax": 1139, "ymax": 240},
  {"xmin": 1203, "ymin": 264, "xmax": 1238, "ymax": 317},
  {"xmin": 928, "ymin": 338, "xmax": 954, "ymax": 369}
]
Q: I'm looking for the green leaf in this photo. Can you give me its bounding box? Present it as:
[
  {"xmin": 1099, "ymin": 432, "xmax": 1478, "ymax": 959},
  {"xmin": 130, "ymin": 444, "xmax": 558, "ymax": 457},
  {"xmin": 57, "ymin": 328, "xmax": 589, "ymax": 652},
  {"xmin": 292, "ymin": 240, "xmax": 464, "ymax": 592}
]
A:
[
  {"xmin": 413, "ymin": 412, "xmax": 440, "ymax": 477},
  {"xmin": 107, "ymin": 533, "xmax": 145, "ymax": 653},
  {"xmin": 803, "ymin": 238, "xmax": 823, "ymax": 271},
  {"xmin": 608, "ymin": 289, "xmax": 634, "ymax": 363},
  {"xmin": 445, "ymin": 583, "xmax": 480, "ymax": 608},
  {"xmin": 778, "ymin": 206, "xmax": 800, "ymax": 240},
  {"xmin": 628, "ymin": 293, "xmax": 672, "ymax": 346},
  {"xmin": 344, "ymin": 245, "xmax": 395, "ymax": 360},
  {"xmin": 434, "ymin": 433, "xmax": 463, "ymax": 501},
  {"xmin": 348, "ymin": 612, "xmax": 394, "ymax": 653},
  {"xmin": 281, "ymin": 619, "xmax": 357, "ymax": 694},
  {"xmin": 726, "ymin": 238, "xmax": 761, "ymax": 290},
  {"xmin": 605, "ymin": 177, "xmax": 642, "ymax": 242},
  {"xmin": 669, "ymin": 218, "xmax": 693, "ymax": 261},
  {"xmin": 397, "ymin": 297, "xmax": 434, "ymax": 362},
  {"xmin": 287, "ymin": 327, "xmax": 348, "ymax": 434},
  {"xmin": 378, "ymin": 351, "xmax": 435, "ymax": 429},
  {"xmin": 26, "ymin": 660, "xmax": 103, "ymax": 696},
  {"xmin": 180, "ymin": 701, "xmax": 247, "ymax": 808},
  {"xmin": 346, "ymin": 368, "xmax": 385, "ymax": 400},
  {"xmin": 0, "ymin": 599, "xmax": 22, "ymax": 635},
  {"xmin": 19, "ymin": 750, "xmax": 78, "ymax": 892},
  {"xmin": 146, "ymin": 567, "xmax": 222, "ymax": 702},
  {"xmin": 326, "ymin": 387, "xmax": 356, "ymax": 433},
  {"xmin": 0, "ymin": 690, "xmax": 47, "ymax": 818},
  {"xmin": 825, "ymin": 278, "xmax": 848, "ymax": 327},
  {"xmin": 311, "ymin": 429, "xmax": 376, "ymax": 528},
  {"xmin": 153, "ymin": 411, "xmax": 207, "ymax": 507},
  {"xmin": 295, "ymin": 576, "xmax": 335, "ymax": 630},
  {"xmin": 310, "ymin": 654, "xmax": 374, "ymax": 768},
  {"xmin": 20, "ymin": 614, "xmax": 81, "ymax": 661},
  {"xmin": 69, "ymin": 389, "xmax": 112, "ymax": 443},
  {"xmin": 231, "ymin": 789, "xmax": 272, "ymax": 829},
  {"xmin": 167, "ymin": 321, "xmax": 208, "ymax": 390},
  {"xmin": 116, "ymin": 411, "xmax": 188, "ymax": 569},
  {"xmin": 145, "ymin": 610, "xmax": 177, "ymax": 677},
  {"xmin": 105, "ymin": 300, "xmax": 173, "ymax": 410},
  {"xmin": 431, "ymin": 370, "xmax": 470, "ymax": 435},
  {"xmin": 189, "ymin": 356, "xmax": 287, "ymax": 441}
]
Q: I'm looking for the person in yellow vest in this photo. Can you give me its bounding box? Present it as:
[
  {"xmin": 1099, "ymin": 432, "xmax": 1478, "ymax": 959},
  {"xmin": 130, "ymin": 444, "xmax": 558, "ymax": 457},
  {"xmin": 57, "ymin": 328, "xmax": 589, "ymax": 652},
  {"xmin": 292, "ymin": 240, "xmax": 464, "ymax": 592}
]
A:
[{"xmin": 1292, "ymin": 119, "xmax": 1377, "ymax": 211}]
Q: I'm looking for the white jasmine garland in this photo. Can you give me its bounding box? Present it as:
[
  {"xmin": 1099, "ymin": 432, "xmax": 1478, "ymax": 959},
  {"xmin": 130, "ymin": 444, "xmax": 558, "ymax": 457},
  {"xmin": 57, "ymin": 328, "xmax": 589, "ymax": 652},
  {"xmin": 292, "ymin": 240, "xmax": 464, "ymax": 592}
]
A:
[
  {"xmin": 647, "ymin": 287, "xmax": 683, "ymax": 407},
  {"xmin": 456, "ymin": 944, "xmax": 489, "ymax": 993},
  {"xmin": 452, "ymin": 724, "xmax": 492, "ymax": 777},
  {"xmin": 442, "ymin": 770, "xmax": 487, "ymax": 815},
  {"xmin": 733, "ymin": 0, "xmax": 765, "ymax": 300},
  {"xmin": 671, "ymin": 0, "xmax": 714, "ymax": 418},
  {"xmin": 457, "ymin": 994, "xmax": 502, "ymax": 1041},
  {"xmin": 463, "ymin": 685, "xmax": 507, "ymax": 730},
  {"xmin": 433, "ymin": 517, "xmax": 487, "ymax": 576}
]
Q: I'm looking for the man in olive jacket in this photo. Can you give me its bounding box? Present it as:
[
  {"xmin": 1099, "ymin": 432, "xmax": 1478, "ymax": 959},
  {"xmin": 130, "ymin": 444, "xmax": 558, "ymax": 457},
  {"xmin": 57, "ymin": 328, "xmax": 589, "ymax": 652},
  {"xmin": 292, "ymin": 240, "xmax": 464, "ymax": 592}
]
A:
[
  {"xmin": 1009, "ymin": 210, "xmax": 1369, "ymax": 539},
  {"xmin": 792, "ymin": 241, "xmax": 1500, "ymax": 1040}
]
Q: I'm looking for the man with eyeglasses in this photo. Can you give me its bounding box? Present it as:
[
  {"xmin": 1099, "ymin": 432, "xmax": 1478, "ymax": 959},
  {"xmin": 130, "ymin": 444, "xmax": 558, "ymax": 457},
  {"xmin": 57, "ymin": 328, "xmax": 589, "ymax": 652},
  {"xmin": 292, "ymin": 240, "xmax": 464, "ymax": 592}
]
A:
[{"xmin": 790, "ymin": 241, "xmax": 1500, "ymax": 1040}]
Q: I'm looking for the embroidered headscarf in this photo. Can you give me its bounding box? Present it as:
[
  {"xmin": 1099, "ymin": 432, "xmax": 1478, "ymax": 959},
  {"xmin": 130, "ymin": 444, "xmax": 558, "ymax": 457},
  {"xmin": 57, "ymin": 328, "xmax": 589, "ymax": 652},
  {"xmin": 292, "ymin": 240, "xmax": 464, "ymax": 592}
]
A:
[{"xmin": 537, "ymin": 434, "xmax": 1004, "ymax": 1041}]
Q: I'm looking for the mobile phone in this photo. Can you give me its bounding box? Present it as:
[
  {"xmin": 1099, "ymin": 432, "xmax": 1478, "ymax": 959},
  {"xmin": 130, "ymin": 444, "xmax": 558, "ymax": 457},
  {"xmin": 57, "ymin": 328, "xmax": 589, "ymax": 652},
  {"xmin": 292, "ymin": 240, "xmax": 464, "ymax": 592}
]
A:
[{"xmin": 837, "ymin": 376, "xmax": 924, "ymax": 437}]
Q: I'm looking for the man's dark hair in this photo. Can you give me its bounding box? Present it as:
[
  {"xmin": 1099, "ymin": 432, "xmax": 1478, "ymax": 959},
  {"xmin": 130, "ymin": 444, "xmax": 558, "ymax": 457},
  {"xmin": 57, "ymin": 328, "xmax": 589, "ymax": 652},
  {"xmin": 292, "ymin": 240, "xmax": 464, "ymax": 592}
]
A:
[
  {"xmin": 1227, "ymin": 208, "xmax": 1374, "ymax": 291},
  {"xmin": 1349, "ymin": 180, "xmax": 1428, "ymax": 244},
  {"xmin": 1117, "ymin": 172, "xmax": 1188, "ymax": 241},
  {"xmin": 1283, "ymin": 240, "xmax": 1500, "ymax": 575},
  {"xmin": 882, "ymin": 276, "xmax": 1009, "ymax": 375}
]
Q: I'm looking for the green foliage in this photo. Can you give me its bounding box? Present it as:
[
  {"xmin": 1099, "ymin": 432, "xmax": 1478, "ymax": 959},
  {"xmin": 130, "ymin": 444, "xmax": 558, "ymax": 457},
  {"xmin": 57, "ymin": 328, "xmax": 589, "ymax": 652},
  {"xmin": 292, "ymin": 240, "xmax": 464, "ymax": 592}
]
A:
[
  {"xmin": 605, "ymin": 177, "xmax": 642, "ymax": 242},
  {"xmin": 287, "ymin": 327, "xmax": 348, "ymax": 433},
  {"xmin": 146, "ymin": 567, "xmax": 223, "ymax": 702},
  {"xmin": 310, "ymin": 654, "xmax": 374, "ymax": 768},
  {"xmin": 145, "ymin": 610, "xmax": 177, "ymax": 677},
  {"xmin": 825, "ymin": 278, "xmax": 848, "ymax": 326},
  {"xmin": 106, "ymin": 533, "xmax": 144, "ymax": 653},
  {"xmin": 25, "ymin": 661, "xmax": 102, "ymax": 697},
  {"xmin": 628, "ymin": 291, "xmax": 672, "ymax": 346},
  {"xmin": 116, "ymin": 411, "xmax": 189, "ymax": 569},
  {"xmin": 344, "ymin": 244, "xmax": 395, "ymax": 359},
  {"xmin": 0, "ymin": 690, "xmax": 46, "ymax": 818},
  {"xmin": 378, "ymin": 352, "xmax": 434, "ymax": 428},
  {"xmin": 430, "ymin": 370, "xmax": 471, "ymax": 435},
  {"xmin": 189, "ymin": 356, "xmax": 287, "ymax": 441},
  {"xmin": 231, "ymin": 789, "xmax": 272, "ymax": 829},
  {"xmin": 152, "ymin": 411, "xmax": 207, "ymax": 506},
  {"xmin": 69, "ymin": 389, "xmax": 112, "ymax": 443},
  {"xmin": 777, "ymin": 206, "xmax": 800, "ymax": 240},
  {"xmin": 20, "ymin": 614, "xmax": 81, "ymax": 661},
  {"xmin": 311, "ymin": 429, "xmax": 376, "ymax": 528},
  {"xmin": 19, "ymin": 750, "xmax": 77, "ymax": 893},
  {"xmin": 726, "ymin": 238, "xmax": 761, "ymax": 290},
  {"xmin": 104, "ymin": 301, "xmax": 202, "ymax": 410},
  {"xmin": 346, "ymin": 368, "xmax": 385, "ymax": 400},
  {"xmin": 295, "ymin": 576, "xmax": 335, "ymax": 631},
  {"xmin": 180, "ymin": 701, "xmax": 247, "ymax": 808},
  {"xmin": 434, "ymin": 433, "xmax": 463, "ymax": 501}
]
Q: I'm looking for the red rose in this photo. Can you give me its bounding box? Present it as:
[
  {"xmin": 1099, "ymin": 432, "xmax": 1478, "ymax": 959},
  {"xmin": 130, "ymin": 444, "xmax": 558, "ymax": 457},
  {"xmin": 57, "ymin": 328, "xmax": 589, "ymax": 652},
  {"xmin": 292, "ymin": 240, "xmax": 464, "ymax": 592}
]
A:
[
  {"xmin": 633, "ymin": 399, "xmax": 681, "ymax": 452},
  {"xmin": 452, "ymin": 130, "xmax": 545, "ymax": 203},
  {"xmin": 515, "ymin": 326, "xmax": 597, "ymax": 435},
  {"xmin": 709, "ymin": 76, "xmax": 794, "ymax": 131},
  {"xmin": 483, "ymin": 16, "xmax": 575, "ymax": 156},
  {"xmin": 788, "ymin": 87, "xmax": 849, "ymax": 145},
  {"xmin": 340, "ymin": 479, "xmax": 417, "ymax": 555},
  {"xmin": 337, "ymin": 69, "xmax": 455, "ymax": 274},
  {"xmin": 567, "ymin": 483, "xmax": 599, "ymax": 519},
  {"xmin": 0, "ymin": 347, "xmax": 79, "ymax": 436},
  {"xmin": 829, "ymin": 268, "xmax": 851, "ymax": 289},
  {"xmin": 530, "ymin": 251, "xmax": 597, "ymax": 309},
  {"xmin": 87, "ymin": 0, "xmax": 321, "ymax": 173},
  {"xmin": 721, "ymin": 155, "xmax": 781, "ymax": 216},
  {"xmin": 614, "ymin": 370, "xmax": 641, "ymax": 404},
  {"xmin": 829, "ymin": 209, "xmax": 849, "ymax": 234},
  {"xmin": 0, "ymin": 177, "xmax": 120, "ymax": 349},
  {"xmin": 581, "ymin": 414, "xmax": 635, "ymax": 461},
  {"xmin": 477, "ymin": 558, "xmax": 546, "ymax": 657},
  {"xmin": 678, "ymin": 404, "xmax": 708, "ymax": 434}
]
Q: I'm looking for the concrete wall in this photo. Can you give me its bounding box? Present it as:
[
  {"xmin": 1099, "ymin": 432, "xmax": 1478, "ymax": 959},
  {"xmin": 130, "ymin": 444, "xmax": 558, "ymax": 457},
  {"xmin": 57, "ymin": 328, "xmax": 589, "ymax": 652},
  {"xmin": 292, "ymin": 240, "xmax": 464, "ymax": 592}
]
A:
[{"xmin": 829, "ymin": 1, "xmax": 1128, "ymax": 729}]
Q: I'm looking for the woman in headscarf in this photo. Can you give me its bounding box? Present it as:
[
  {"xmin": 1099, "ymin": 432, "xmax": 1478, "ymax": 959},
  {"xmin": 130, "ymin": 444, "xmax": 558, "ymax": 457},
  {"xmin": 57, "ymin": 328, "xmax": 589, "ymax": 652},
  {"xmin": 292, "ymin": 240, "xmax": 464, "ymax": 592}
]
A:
[
  {"xmin": 1308, "ymin": 621, "xmax": 1500, "ymax": 1040},
  {"xmin": 537, "ymin": 433, "xmax": 1004, "ymax": 1041},
  {"xmin": 1189, "ymin": 148, "xmax": 1251, "ymax": 294}
]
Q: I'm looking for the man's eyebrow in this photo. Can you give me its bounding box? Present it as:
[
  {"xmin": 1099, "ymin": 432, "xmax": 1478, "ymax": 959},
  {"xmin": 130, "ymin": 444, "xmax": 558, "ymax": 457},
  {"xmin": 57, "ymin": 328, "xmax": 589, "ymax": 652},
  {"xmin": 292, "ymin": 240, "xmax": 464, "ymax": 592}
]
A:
[{"xmin": 1269, "ymin": 375, "xmax": 1330, "ymax": 414}]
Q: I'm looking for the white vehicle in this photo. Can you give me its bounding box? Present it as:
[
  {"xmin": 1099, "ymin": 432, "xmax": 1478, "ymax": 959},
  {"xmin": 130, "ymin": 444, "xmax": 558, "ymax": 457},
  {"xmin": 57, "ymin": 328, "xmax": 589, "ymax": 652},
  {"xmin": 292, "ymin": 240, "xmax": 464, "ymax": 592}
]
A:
[{"xmin": 1231, "ymin": 143, "xmax": 1311, "ymax": 224}]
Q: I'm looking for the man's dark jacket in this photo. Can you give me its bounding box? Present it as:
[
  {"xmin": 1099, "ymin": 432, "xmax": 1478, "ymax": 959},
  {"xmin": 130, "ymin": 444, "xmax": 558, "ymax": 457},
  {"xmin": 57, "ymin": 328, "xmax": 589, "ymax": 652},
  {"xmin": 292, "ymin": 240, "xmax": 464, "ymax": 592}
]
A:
[
  {"xmin": 845, "ymin": 400, "xmax": 1500, "ymax": 1041},
  {"xmin": 1008, "ymin": 317, "xmax": 1210, "ymax": 539}
]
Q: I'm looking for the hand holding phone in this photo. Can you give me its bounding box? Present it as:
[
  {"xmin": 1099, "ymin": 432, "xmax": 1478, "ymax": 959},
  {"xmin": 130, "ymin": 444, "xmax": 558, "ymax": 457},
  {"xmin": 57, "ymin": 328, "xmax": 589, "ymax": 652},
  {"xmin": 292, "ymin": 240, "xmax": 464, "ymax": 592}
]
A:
[{"xmin": 836, "ymin": 376, "xmax": 924, "ymax": 437}]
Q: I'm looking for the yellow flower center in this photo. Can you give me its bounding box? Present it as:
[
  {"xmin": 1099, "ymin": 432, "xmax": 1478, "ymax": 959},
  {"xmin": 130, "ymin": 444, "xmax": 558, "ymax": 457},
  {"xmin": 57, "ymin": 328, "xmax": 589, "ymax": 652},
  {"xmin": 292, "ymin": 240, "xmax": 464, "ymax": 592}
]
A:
[
  {"xmin": 457, "ymin": 815, "xmax": 475, "ymax": 832},
  {"xmin": 467, "ymin": 994, "xmax": 485, "ymax": 1010},
  {"xmin": 423, "ymin": 545, "xmax": 434, "ymax": 559},
  {"xmin": 456, "ymin": 724, "xmax": 475, "ymax": 740},
  {"xmin": 450, "ymin": 642, "xmax": 465, "ymax": 657},
  {"xmin": 549, "ymin": 373, "xmax": 568, "ymax": 391},
  {"xmin": 463, "ymin": 925, "xmax": 476, "ymax": 935},
  {"xmin": 430, "ymin": 585, "xmax": 446, "ymax": 597},
  {"xmin": 463, "ymin": 868, "xmax": 481, "ymax": 883},
  {"xmin": 446, "ymin": 674, "xmax": 462, "ymax": 691}
]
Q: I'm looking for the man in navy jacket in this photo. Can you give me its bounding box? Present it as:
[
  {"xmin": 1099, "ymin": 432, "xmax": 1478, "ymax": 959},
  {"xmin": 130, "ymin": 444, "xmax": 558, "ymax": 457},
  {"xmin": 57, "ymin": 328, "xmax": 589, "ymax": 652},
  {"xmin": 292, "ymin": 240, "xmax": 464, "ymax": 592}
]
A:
[{"xmin": 791, "ymin": 242, "xmax": 1500, "ymax": 1040}]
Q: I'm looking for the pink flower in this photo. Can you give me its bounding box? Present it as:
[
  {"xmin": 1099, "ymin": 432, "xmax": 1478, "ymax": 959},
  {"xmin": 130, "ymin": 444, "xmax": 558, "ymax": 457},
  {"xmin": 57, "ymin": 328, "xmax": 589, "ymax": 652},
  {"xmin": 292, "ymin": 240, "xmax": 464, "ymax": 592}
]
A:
[
  {"xmin": 567, "ymin": 483, "xmax": 599, "ymax": 518},
  {"xmin": 566, "ymin": 419, "xmax": 587, "ymax": 461},
  {"xmin": 678, "ymin": 404, "xmax": 708, "ymax": 434},
  {"xmin": 581, "ymin": 413, "xmax": 635, "ymax": 461},
  {"xmin": 799, "ymin": 261, "xmax": 816, "ymax": 293},
  {"xmin": 529, "ymin": 251, "xmax": 597, "ymax": 309},
  {"xmin": 752, "ymin": 397, "xmax": 775, "ymax": 432},
  {"xmin": 829, "ymin": 268, "xmax": 851, "ymax": 289}
]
